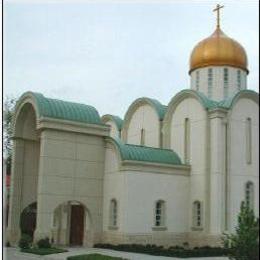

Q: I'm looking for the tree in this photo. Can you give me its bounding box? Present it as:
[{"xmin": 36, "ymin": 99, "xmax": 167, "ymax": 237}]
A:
[
  {"xmin": 223, "ymin": 201, "xmax": 259, "ymax": 260},
  {"xmin": 3, "ymin": 96, "xmax": 17, "ymax": 175}
]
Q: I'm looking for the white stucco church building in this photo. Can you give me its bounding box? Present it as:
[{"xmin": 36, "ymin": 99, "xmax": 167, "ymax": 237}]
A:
[{"xmin": 6, "ymin": 6, "xmax": 259, "ymax": 248}]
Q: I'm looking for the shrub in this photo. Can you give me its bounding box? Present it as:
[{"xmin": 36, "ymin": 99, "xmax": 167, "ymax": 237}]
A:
[
  {"xmin": 37, "ymin": 237, "xmax": 51, "ymax": 249},
  {"xmin": 94, "ymin": 243, "xmax": 230, "ymax": 257},
  {"xmin": 223, "ymin": 201, "xmax": 259, "ymax": 260},
  {"xmin": 18, "ymin": 234, "xmax": 32, "ymax": 249}
]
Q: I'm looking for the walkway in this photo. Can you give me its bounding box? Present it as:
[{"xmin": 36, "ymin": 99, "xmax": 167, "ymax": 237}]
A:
[{"xmin": 4, "ymin": 247, "xmax": 229, "ymax": 260}]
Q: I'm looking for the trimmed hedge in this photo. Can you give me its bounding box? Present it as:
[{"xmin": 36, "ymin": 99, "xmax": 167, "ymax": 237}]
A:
[
  {"xmin": 67, "ymin": 254, "xmax": 128, "ymax": 260},
  {"xmin": 21, "ymin": 247, "xmax": 68, "ymax": 255},
  {"xmin": 94, "ymin": 243, "xmax": 230, "ymax": 258}
]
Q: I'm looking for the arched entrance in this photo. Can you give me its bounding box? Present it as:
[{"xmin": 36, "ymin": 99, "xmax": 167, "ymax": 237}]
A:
[
  {"xmin": 69, "ymin": 203, "xmax": 85, "ymax": 246},
  {"xmin": 52, "ymin": 201, "xmax": 92, "ymax": 247},
  {"xmin": 20, "ymin": 202, "xmax": 37, "ymax": 238}
]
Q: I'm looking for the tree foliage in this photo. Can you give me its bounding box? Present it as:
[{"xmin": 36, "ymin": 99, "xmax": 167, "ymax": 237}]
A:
[
  {"xmin": 223, "ymin": 201, "xmax": 259, "ymax": 260},
  {"xmin": 3, "ymin": 96, "xmax": 17, "ymax": 175}
]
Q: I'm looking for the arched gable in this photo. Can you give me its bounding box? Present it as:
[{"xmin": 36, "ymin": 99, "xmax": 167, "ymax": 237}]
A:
[
  {"xmin": 121, "ymin": 97, "xmax": 167, "ymax": 147},
  {"xmin": 223, "ymin": 89, "xmax": 259, "ymax": 110},
  {"xmin": 102, "ymin": 114, "xmax": 123, "ymax": 131},
  {"xmin": 163, "ymin": 89, "xmax": 210, "ymax": 148},
  {"xmin": 101, "ymin": 114, "xmax": 123, "ymax": 138}
]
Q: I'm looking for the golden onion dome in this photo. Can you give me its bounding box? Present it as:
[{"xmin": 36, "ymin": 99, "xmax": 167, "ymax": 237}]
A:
[{"xmin": 189, "ymin": 27, "xmax": 248, "ymax": 74}]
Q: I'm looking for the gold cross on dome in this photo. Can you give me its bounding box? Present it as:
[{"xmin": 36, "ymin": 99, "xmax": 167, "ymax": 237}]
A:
[{"xmin": 213, "ymin": 4, "xmax": 224, "ymax": 28}]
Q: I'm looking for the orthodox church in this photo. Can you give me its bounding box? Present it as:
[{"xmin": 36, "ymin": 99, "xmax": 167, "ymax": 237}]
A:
[{"xmin": 6, "ymin": 6, "xmax": 259, "ymax": 248}]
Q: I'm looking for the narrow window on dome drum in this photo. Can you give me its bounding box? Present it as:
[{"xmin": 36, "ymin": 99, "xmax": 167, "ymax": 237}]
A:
[
  {"xmin": 245, "ymin": 181, "xmax": 254, "ymax": 210},
  {"xmin": 237, "ymin": 70, "xmax": 241, "ymax": 90},
  {"xmin": 196, "ymin": 71, "xmax": 200, "ymax": 91},
  {"xmin": 208, "ymin": 68, "xmax": 213, "ymax": 98},
  {"xmin": 246, "ymin": 118, "xmax": 252, "ymax": 164},
  {"xmin": 223, "ymin": 68, "xmax": 229, "ymax": 98}
]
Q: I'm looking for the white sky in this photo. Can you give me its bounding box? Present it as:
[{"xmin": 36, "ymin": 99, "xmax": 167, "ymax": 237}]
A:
[{"xmin": 4, "ymin": 0, "xmax": 259, "ymax": 118}]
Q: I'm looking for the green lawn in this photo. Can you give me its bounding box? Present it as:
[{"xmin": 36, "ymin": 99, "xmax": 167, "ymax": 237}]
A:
[
  {"xmin": 67, "ymin": 254, "xmax": 128, "ymax": 260},
  {"xmin": 21, "ymin": 247, "xmax": 68, "ymax": 255}
]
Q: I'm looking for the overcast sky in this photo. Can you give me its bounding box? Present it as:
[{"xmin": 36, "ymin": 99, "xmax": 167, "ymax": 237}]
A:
[{"xmin": 4, "ymin": 0, "xmax": 259, "ymax": 118}]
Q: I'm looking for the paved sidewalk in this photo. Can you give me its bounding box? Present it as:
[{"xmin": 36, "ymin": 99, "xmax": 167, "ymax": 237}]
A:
[{"xmin": 4, "ymin": 247, "xmax": 229, "ymax": 260}]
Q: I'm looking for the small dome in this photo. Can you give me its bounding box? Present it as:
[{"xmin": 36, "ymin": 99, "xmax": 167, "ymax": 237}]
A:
[{"xmin": 189, "ymin": 27, "xmax": 248, "ymax": 74}]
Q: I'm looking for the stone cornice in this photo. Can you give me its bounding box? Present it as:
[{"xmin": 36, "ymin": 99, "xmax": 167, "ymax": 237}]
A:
[
  {"xmin": 120, "ymin": 160, "xmax": 190, "ymax": 176},
  {"xmin": 37, "ymin": 117, "xmax": 110, "ymax": 137}
]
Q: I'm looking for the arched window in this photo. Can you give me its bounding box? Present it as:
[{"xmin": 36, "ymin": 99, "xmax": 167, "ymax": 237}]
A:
[
  {"xmin": 246, "ymin": 118, "xmax": 252, "ymax": 164},
  {"xmin": 140, "ymin": 128, "xmax": 145, "ymax": 146},
  {"xmin": 109, "ymin": 199, "xmax": 118, "ymax": 227},
  {"xmin": 193, "ymin": 201, "xmax": 202, "ymax": 228},
  {"xmin": 245, "ymin": 182, "xmax": 254, "ymax": 210},
  {"xmin": 155, "ymin": 200, "xmax": 166, "ymax": 227},
  {"xmin": 208, "ymin": 68, "xmax": 213, "ymax": 98},
  {"xmin": 184, "ymin": 118, "xmax": 190, "ymax": 164},
  {"xmin": 223, "ymin": 68, "xmax": 229, "ymax": 98},
  {"xmin": 237, "ymin": 70, "xmax": 241, "ymax": 90}
]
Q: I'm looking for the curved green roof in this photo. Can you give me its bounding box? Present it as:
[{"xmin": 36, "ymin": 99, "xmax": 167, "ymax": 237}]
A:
[
  {"xmin": 217, "ymin": 89, "xmax": 259, "ymax": 109},
  {"xmin": 102, "ymin": 114, "xmax": 123, "ymax": 130},
  {"xmin": 125, "ymin": 97, "xmax": 167, "ymax": 121},
  {"xmin": 146, "ymin": 98, "xmax": 167, "ymax": 120},
  {"xmin": 20, "ymin": 92, "xmax": 103, "ymax": 125},
  {"xmin": 109, "ymin": 137, "xmax": 182, "ymax": 165},
  {"xmin": 173, "ymin": 89, "xmax": 218, "ymax": 110},
  {"xmin": 172, "ymin": 89, "xmax": 259, "ymax": 111}
]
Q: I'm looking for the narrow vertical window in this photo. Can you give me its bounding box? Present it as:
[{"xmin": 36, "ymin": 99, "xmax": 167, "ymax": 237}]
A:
[
  {"xmin": 155, "ymin": 200, "xmax": 165, "ymax": 227},
  {"xmin": 223, "ymin": 68, "xmax": 229, "ymax": 98},
  {"xmin": 110, "ymin": 199, "xmax": 118, "ymax": 227},
  {"xmin": 140, "ymin": 128, "xmax": 145, "ymax": 146},
  {"xmin": 208, "ymin": 68, "xmax": 213, "ymax": 98},
  {"xmin": 237, "ymin": 70, "xmax": 241, "ymax": 91},
  {"xmin": 245, "ymin": 182, "xmax": 254, "ymax": 210},
  {"xmin": 193, "ymin": 201, "xmax": 202, "ymax": 228},
  {"xmin": 184, "ymin": 118, "xmax": 190, "ymax": 164},
  {"xmin": 246, "ymin": 118, "xmax": 252, "ymax": 164},
  {"xmin": 196, "ymin": 71, "xmax": 200, "ymax": 91}
]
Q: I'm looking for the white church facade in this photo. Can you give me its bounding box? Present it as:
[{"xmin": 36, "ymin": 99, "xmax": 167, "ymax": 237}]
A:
[{"xmin": 6, "ymin": 8, "xmax": 259, "ymax": 248}]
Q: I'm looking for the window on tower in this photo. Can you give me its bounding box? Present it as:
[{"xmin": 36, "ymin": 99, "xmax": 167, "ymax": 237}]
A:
[
  {"xmin": 223, "ymin": 68, "xmax": 229, "ymax": 98},
  {"xmin": 208, "ymin": 68, "xmax": 213, "ymax": 98}
]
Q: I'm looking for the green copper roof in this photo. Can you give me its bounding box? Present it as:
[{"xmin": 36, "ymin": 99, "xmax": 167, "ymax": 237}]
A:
[
  {"xmin": 146, "ymin": 98, "xmax": 167, "ymax": 120},
  {"xmin": 21, "ymin": 92, "xmax": 103, "ymax": 125},
  {"xmin": 177, "ymin": 89, "xmax": 259, "ymax": 111},
  {"xmin": 126, "ymin": 97, "xmax": 167, "ymax": 121},
  {"xmin": 217, "ymin": 89, "xmax": 259, "ymax": 109},
  {"xmin": 110, "ymin": 137, "xmax": 182, "ymax": 165},
  {"xmin": 102, "ymin": 114, "xmax": 123, "ymax": 130}
]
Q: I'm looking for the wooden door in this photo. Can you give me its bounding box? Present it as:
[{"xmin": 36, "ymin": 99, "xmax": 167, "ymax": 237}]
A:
[{"xmin": 69, "ymin": 205, "xmax": 84, "ymax": 246}]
